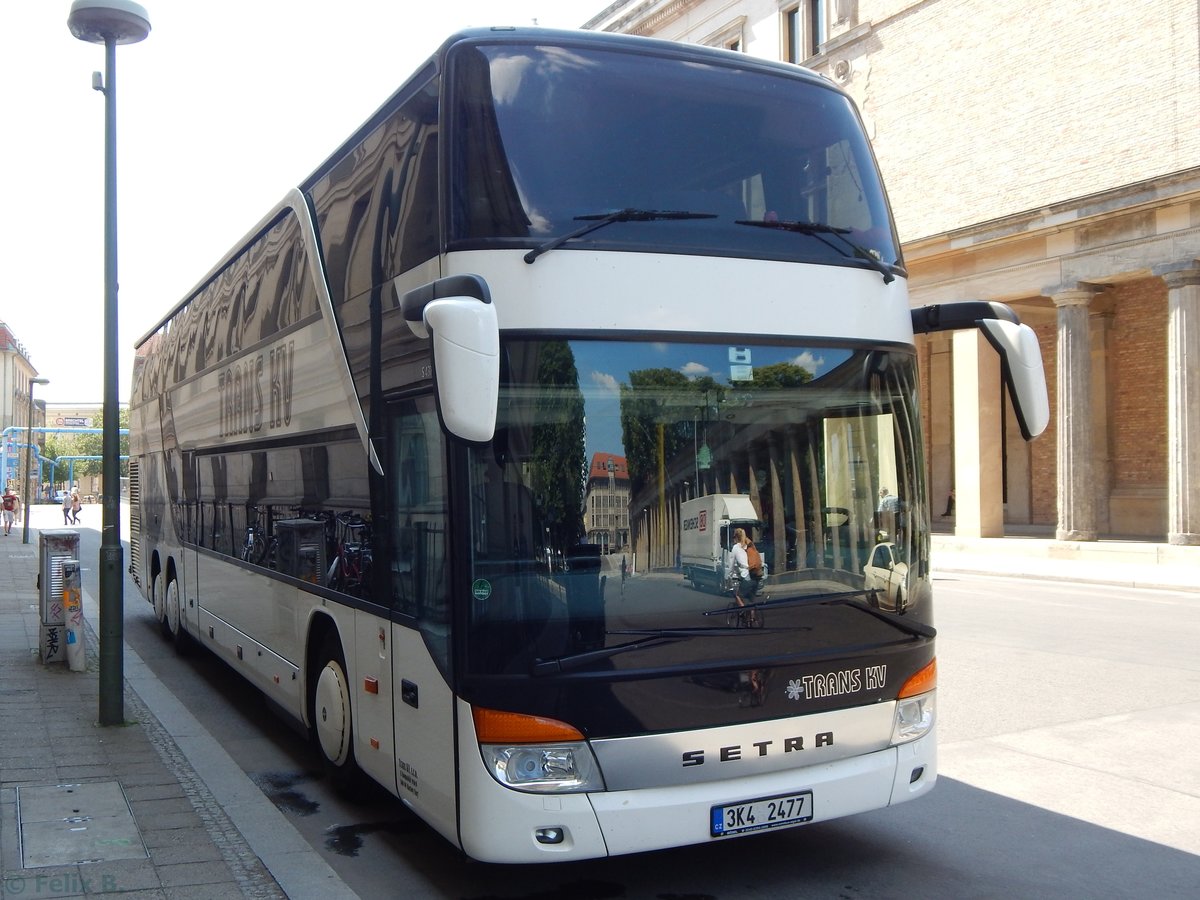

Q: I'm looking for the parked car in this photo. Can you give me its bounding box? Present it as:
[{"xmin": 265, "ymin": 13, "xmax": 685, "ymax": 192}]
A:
[
  {"xmin": 53, "ymin": 490, "xmax": 68, "ymax": 504},
  {"xmin": 863, "ymin": 541, "xmax": 909, "ymax": 613}
]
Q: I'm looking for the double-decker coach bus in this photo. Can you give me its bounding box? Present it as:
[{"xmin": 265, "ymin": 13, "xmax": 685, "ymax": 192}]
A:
[{"xmin": 128, "ymin": 27, "xmax": 1048, "ymax": 863}]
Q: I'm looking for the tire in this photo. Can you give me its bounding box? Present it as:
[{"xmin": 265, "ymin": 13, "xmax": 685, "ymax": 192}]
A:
[
  {"xmin": 162, "ymin": 575, "xmax": 189, "ymax": 653},
  {"xmin": 151, "ymin": 572, "xmax": 165, "ymax": 633},
  {"xmin": 312, "ymin": 633, "xmax": 360, "ymax": 791}
]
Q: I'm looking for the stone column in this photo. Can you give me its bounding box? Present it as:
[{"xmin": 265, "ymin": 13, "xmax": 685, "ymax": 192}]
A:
[
  {"xmin": 1090, "ymin": 309, "xmax": 1113, "ymax": 534},
  {"xmin": 1053, "ymin": 287, "xmax": 1097, "ymax": 541},
  {"xmin": 952, "ymin": 329, "xmax": 1003, "ymax": 538},
  {"xmin": 1163, "ymin": 268, "xmax": 1200, "ymax": 545}
]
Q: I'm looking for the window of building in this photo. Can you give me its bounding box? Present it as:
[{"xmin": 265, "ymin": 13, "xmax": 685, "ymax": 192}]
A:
[
  {"xmin": 703, "ymin": 17, "xmax": 746, "ymax": 53},
  {"xmin": 783, "ymin": 1, "xmax": 827, "ymax": 62}
]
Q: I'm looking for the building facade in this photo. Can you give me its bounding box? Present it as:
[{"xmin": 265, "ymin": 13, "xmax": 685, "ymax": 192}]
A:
[
  {"xmin": 0, "ymin": 321, "xmax": 48, "ymax": 498},
  {"xmin": 585, "ymin": 0, "xmax": 1200, "ymax": 543},
  {"xmin": 584, "ymin": 452, "xmax": 632, "ymax": 552}
]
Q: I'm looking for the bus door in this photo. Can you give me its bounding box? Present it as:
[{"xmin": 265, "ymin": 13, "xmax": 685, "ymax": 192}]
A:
[
  {"xmin": 181, "ymin": 544, "xmax": 199, "ymax": 638},
  {"xmin": 352, "ymin": 607, "xmax": 398, "ymax": 794},
  {"xmin": 387, "ymin": 396, "xmax": 458, "ymax": 843}
]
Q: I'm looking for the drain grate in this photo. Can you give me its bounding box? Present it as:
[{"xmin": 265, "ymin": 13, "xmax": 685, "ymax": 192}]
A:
[{"xmin": 16, "ymin": 782, "xmax": 148, "ymax": 867}]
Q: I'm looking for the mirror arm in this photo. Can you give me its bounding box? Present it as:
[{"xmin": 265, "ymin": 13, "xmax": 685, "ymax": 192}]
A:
[
  {"xmin": 401, "ymin": 274, "xmax": 492, "ymax": 339},
  {"xmin": 911, "ymin": 300, "xmax": 1019, "ymax": 334}
]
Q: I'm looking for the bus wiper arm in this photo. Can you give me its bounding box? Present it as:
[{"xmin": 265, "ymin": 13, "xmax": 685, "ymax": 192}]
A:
[
  {"xmin": 524, "ymin": 208, "xmax": 717, "ymax": 264},
  {"xmin": 736, "ymin": 218, "xmax": 897, "ymax": 284},
  {"xmin": 703, "ymin": 588, "xmax": 936, "ymax": 639},
  {"xmin": 609, "ymin": 626, "xmax": 789, "ymax": 637},
  {"xmin": 532, "ymin": 634, "xmax": 683, "ymax": 676},
  {"xmin": 707, "ymin": 587, "xmax": 876, "ymax": 614},
  {"xmin": 531, "ymin": 625, "xmax": 772, "ymax": 676}
]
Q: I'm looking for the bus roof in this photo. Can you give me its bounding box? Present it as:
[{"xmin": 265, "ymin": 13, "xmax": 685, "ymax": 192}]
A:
[{"xmin": 135, "ymin": 27, "xmax": 843, "ymax": 350}]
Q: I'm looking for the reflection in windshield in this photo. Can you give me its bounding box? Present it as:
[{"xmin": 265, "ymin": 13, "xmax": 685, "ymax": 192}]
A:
[
  {"xmin": 450, "ymin": 42, "xmax": 901, "ymax": 272},
  {"xmin": 466, "ymin": 339, "xmax": 927, "ymax": 677}
]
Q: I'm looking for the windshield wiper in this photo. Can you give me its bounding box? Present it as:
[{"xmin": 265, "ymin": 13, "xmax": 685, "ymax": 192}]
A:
[
  {"xmin": 524, "ymin": 208, "xmax": 717, "ymax": 264},
  {"xmin": 736, "ymin": 219, "xmax": 898, "ymax": 284},
  {"xmin": 531, "ymin": 625, "xmax": 770, "ymax": 676},
  {"xmin": 532, "ymin": 634, "xmax": 681, "ymax": 676},
  {"xmin": 703, "ymin": 588, "xmax": 936, "ymax": 640}
]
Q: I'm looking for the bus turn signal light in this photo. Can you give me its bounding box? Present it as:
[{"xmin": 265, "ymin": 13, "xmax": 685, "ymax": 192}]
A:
[
  {"xmin": 473, "ymin": 707, "xmax": 584, "ymax": 744},
  {"xmin": 898, "ymin": 659, "xmax": 936, "ymax": 698}
]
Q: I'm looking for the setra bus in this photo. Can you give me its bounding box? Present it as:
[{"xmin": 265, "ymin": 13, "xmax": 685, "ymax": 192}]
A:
[{"xmin": 128, "ymin": 27, "xmax": 1048, "ymax": 863}]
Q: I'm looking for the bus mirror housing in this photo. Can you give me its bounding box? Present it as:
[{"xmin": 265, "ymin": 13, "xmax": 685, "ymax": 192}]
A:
[
  {"xmin": 398, "ymin": 275, "xmax": 500, "ymax": 443},
  {"xmin": 911, "ymin": 301, "xmax": 1049, "ymax": 441}
]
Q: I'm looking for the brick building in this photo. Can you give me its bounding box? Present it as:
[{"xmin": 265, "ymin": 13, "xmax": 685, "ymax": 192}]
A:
[{"xmin": 585, "ymin": 0, "xmax": 1200, "ymax": 543}]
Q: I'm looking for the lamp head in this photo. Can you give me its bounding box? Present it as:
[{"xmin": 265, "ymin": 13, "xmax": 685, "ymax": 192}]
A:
[
  {"xmin": 68, "ymin": 0, "xmax": 151, "ymax": 45},
  {"xmin": 32, "ymin": 378, "xmax": 50, "ymax": 387}
]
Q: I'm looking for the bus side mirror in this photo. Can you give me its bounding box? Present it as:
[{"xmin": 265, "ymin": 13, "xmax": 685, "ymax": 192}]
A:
[
  {"xmin": 978, "ymin": 318, "xmax": 1050, "ymax": 440},
  {"xmin": 911, "ymin": 300, "xmax": 1049, "ymax": 441},
  {"xmin": 398, "ymin": 275, "xmax": 500, "ymax": 444}
]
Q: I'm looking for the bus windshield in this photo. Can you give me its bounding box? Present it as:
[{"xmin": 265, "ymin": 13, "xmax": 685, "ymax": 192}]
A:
[
  {"xmin": 448, "ymin": 41, "xmax": 901, "ymax": 273},
  {"xmin": 465, "ymin": 338, "xmax": 928, "ymax": 678}
]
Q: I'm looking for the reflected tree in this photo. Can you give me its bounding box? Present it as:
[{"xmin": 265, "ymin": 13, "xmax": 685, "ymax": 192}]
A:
[{"xmin": 529, "ymin": 341, "xmax": 586, "ymax": 546}]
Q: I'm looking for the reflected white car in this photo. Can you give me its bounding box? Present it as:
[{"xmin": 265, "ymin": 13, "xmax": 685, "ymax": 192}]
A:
[{"xmin": 863, "ymin": 541, "xmax": 908, "ymax": 613}]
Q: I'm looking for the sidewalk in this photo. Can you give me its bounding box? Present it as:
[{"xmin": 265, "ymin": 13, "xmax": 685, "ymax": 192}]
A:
[
  {"xmin": 932, "ymin": 527, "xmax": 1200, "ymax": 593},
  {"xmin": 1, "ymin": 515, "xmax": 1194, "ymax": 899},
  {"xmin": 0, "ymin": 510, "xmax": 358, "ymax": 900}
]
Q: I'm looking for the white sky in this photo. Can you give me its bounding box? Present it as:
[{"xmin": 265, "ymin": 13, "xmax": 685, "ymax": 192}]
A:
[{"xmin": 3, "ymin": 0, "xmax": 606, "ymax": 404}]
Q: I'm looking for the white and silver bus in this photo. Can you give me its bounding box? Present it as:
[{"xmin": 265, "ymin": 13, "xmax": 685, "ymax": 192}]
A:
[{"xmin": 128, "ymin": 28, "xmax": 1048, "ymax": 863}]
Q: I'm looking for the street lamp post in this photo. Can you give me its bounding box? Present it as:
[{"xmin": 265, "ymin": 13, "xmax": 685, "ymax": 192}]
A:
[
  {"xmin": 21, "ymin": 378, "xmax": 50, "ymax": 544},
  {"xmin": 67, "ymin": 0, "xmax": 150, "ymax": 727}
]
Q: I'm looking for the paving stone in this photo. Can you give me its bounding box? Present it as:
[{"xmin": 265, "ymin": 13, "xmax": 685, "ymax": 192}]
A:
[
  {"xmin": 155, "ymin": 860, "xmax": 238, "ymax": 888},
  {"xmin": 146, "ymin": 841, "xmax": 225, "ymax": 867},
  {"xmin": 122, "ymin": 784, "xmax": 187, "ymax": 804}
]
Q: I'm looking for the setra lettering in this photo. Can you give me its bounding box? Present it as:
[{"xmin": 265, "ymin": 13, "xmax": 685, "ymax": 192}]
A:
[{"xmin": 681, "ymin": 731, "xmax": 834, "ymax": 766}]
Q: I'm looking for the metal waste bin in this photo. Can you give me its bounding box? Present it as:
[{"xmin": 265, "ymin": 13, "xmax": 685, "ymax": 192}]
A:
[
  {"xmin": 275, "ymin": 518, "xmax": 327, "ymax": 584},
  {"xmin": 38, "ymin": 530, "xmax": 80, "ymax": 664}
]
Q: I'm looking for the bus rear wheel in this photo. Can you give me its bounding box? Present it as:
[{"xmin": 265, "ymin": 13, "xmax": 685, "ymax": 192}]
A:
[
  {"xmin": 312, "ymin": 635, "xmax": 360, "ymax": 790},
  {"xmin": 162, "ymin": 575, "xmax": 189, "ymax": 652},
  {"xmin": 151, "ymin": 572, "xmax": 166, "ymax": 633}
]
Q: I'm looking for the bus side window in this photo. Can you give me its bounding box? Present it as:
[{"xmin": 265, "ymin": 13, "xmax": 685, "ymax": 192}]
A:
[{"xmin": 389, "ymin": 397, "xmax": 450, "ymax": 673}]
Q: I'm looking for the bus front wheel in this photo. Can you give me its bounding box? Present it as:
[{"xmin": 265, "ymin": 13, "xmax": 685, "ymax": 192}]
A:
[{"xmin": 312, "ymin": 635, "xmax": 359, "ymax": 790}]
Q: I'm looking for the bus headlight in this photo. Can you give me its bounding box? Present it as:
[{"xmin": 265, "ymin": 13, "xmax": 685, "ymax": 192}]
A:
[
  {"xmin": 892, "ymin": 658, "xmax": 936, "ymax": 744},
  {"xmin": 892, "ymin": 692, "xmax": 935, "ymax": 744},
  {"xmin": 472, "ymin": 706, "xmax": 606, "ymax": 793},
  {"xmin": 482, "ymin": 742, "xmax": 605, "ymax": 793}
]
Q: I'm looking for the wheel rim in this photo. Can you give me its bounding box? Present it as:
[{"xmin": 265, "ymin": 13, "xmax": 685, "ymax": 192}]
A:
[
  {"xmin": 315, "ymin": 659, "xmax": 352, "ymax": 766},
  {"xmin": 165, "ymin": 579, "xmax": 180, "ymax": 637},
  {"xmin": 151, "ymin": 574, "xmax": 163, "ymax": 622}
]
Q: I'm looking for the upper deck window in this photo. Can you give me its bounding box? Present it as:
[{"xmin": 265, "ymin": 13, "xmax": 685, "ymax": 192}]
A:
[{"xmin": 448, "ymin": 41, "xmax": 900, "ymax": 275}]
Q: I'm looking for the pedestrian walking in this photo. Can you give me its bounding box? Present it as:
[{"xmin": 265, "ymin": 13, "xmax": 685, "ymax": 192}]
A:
[
  {"xmin": 62, "ymin": 489, "xmax": 72, "ymax": 525},
  {"xmin": 2, "ymin": 485, "xmax": 21, "ymax": 536},
  {"xmin": 70, "ymin": 487, "xmax": 82, "ymax": 525}
]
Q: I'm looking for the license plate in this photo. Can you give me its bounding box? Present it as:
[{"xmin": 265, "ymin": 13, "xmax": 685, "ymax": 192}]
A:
[{"xmin": 711, "ymin": 791, "xmax": 813, "ymax": 837}]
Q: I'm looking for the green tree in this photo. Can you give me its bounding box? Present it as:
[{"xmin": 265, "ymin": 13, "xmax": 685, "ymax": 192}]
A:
[
  {"xmin": 45, "ymin": 410, "xmax": 129, "ymax": 485},
  {"xmin": 749, "ymin": 361, "xmax": 813, "ymax": 389},
  {"xmin": 620, "ymin": 368, "xmax": 718, "ymax": 496},
  {"xmin": 528, "ymin": 342, "xmax": 586, "ymax": 543}
]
